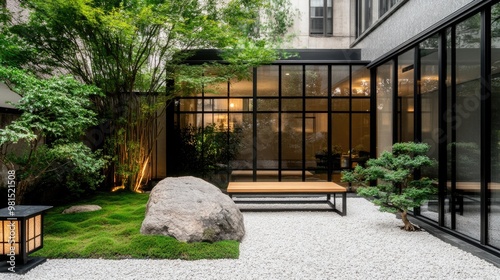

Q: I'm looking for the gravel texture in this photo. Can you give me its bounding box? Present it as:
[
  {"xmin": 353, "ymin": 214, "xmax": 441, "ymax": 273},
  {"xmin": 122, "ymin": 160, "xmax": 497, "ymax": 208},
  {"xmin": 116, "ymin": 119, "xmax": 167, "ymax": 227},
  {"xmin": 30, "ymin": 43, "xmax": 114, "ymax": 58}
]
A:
[{"xmin": 8, "ymin": 197, "xmax": 500, "ymax": 280}]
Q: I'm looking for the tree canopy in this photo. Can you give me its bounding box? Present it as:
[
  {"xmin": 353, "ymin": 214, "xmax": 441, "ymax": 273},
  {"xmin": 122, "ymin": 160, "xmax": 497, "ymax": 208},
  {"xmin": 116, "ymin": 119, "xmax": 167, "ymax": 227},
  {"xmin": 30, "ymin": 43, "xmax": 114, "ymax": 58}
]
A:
[
  {"xmin": 3, "ymin": 0, "xmax": 297, "ymax": 191},
  {"xmin": 0, "ymin": 66, "xmax": 106, "ymax": 203}
]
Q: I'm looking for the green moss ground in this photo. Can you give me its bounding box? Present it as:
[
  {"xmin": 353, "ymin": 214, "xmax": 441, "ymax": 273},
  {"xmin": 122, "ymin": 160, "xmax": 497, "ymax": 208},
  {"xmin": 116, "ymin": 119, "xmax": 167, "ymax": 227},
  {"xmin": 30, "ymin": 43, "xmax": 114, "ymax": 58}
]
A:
[{"xmin": 31, "ymin": 191, "xmax": 239, "ymax": 260}]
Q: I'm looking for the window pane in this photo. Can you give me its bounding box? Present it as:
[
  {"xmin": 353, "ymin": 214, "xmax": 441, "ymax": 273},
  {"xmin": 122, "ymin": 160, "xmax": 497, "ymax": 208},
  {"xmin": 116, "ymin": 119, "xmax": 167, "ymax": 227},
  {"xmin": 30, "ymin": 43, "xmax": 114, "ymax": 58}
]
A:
[
  {"xmin": 332, "ymin": 113, "xmax": 349, "ymax": 184},
  {"xmin": 282, "ymin": 113, "xmax": 303, "ymax": 170},
  {"xmin": 310, "ymin": 18, "xmax": 324, "ymax": 34},
  {"xmin": 311, "ymin": 0, "xmax": 323, "ymax": 7},
  {"xmin": 352, "ymin": 99, "xmax": 370, "ymax": 111},
  {"xmin": 352, "ymin": 66, "xmax": 371, "ymax": 96},
  {"xmin": 230, "ymin": 78, "xmax": 253, "ymax": 97},
  {"xmin": 257, "ymin": 65, "xmax": 278, "ymax": 96},
  {"xmin": 229, "ymin": 99, "xmax": 252, "ymax": 112},
  {"xmin": 306, "ymin": 98, "xmax": 328, "ymax": 111},
  {"xmin": 332, "ymin": 65, "xmax": 350, "ymax": 96},
  {"xmin": 332, "ymin": 98, "xmax": 349, "ymax": 111},
  {"xmin": 307, "ymin": 113, "xmax": 328, "ymax": 181},
  {"xmin": 419, "ymin": 34, "xmax": 440, "ymax": 222},
  {"xmin": 204, "ymin": 81, "xmax": 228, "ymax": 97},
  {"xmin": 230, "ymin": 113, "xmax": 253, "ymax": 171},
  {"xmin": 282, "ymin": 65, "xmax": 303, "ymax": 96},
  {"xmin": 306, "ymin": 65, "xmax": 328, "ymax": 96},
  {"xmin": 454, "ymin": 13, "xmax": 481, "ymax": 241},
  {"xmin": 352, "ymin": 113, "xmax": 371, "ymax": 169},
  {"xmin": 179, "ymin": 99, "xmax": 199, "ymax": 111},
  {"xmin": 398, "ymin": 49, "xmax": 415, "ymax": 142},
  {"xmin": 490, "ymin": 3, "xmax": 500, "ymax": 249},
  {"xmin": 256, "ymin": 113, "xmax": 279, "ymax": 172},
  {"xmin": 376, "ymin": 61, "xmax": 393, "ymax": 155},
  {"xmin": 282, "ymin": 99, "xmax": 302, "ymax": 111},
  {"xmin": 257, "ymin": 98, "xmax": 278, "ymax": 111}
]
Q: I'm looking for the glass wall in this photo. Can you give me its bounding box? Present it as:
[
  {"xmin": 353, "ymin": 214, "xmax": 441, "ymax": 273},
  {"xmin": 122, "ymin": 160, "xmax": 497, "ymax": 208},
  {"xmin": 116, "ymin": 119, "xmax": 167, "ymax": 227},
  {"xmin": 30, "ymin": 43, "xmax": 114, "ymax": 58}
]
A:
[
  {"xmin": 172, "ymin": 63, "xmax": 370, "ymax": 184},
  {"xmin": 305, "ymin": 66, "xmax": 329, "ymax": 181},
  {"xmin": 376, "ymin": 61, "xmax": 393, "ymax": 155},
  {"xmin": 490, "ymin": 2, "xmax": 500, "ymax": 249},
  {"xmin": 454, "ymin": 13, "xmax": 481, "ymax": 240},
  {"xmin": 397, "ymin": 49, "xmax": 415, "ymax": 142},
  {"xmin": 372, "ymin": 4, "xmax": 500, "ymax": 254},
  {"xmin": 419, "ymin": 34, "xmax": 440, "ymax": 222}
]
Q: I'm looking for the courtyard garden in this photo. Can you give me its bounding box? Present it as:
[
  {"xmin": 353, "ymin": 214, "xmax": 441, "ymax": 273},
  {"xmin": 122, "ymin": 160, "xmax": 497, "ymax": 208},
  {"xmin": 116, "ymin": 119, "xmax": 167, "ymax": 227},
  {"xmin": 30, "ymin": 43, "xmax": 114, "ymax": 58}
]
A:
[{"xmin": 31, "ymin": 191, "xmax": 239, "ymax": 260}]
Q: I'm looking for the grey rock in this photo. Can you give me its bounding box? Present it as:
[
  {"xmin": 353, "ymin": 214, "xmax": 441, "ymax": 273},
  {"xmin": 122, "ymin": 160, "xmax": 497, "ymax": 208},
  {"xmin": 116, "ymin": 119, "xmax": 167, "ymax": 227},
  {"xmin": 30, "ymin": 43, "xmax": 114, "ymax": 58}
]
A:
[
  {"xmin": 62, "ymin": 205, "xmax": 102, "ymax": 214},
  {"xmin": 140, "ymin": 176, "xmax": 245, "ymax": 242}
]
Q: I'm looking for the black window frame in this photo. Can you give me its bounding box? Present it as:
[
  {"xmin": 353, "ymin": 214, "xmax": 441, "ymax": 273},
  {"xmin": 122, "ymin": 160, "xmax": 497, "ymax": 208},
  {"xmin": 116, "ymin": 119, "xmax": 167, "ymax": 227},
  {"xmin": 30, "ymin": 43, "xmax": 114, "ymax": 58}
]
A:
[{"xmin": 310, "ymin": 0, "xmax": 333, "ymax": 37}]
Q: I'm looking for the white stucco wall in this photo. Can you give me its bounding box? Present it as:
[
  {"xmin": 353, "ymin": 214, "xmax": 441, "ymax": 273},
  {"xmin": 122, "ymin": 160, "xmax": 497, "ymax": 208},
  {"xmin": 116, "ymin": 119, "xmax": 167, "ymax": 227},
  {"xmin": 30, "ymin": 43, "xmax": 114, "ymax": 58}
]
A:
[
  {"xmin": 285, "ymin": 0, "xmax": 352, "ymax": 49},
  {"xmin": 352, "ymin": 0, "xmax": 475, "ymax": 61}
]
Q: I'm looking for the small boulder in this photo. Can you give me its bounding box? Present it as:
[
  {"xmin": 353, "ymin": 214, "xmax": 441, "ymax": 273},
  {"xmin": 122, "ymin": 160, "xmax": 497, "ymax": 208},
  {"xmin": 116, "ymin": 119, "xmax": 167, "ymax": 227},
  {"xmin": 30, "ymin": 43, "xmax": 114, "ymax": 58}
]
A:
[
  {"xmin": 62, "ymin": 205, "xmax": 102, "ymax": 214},
  {"xmin": 140, "ymin": 176, "xmax": 245, "ymax": 242}
]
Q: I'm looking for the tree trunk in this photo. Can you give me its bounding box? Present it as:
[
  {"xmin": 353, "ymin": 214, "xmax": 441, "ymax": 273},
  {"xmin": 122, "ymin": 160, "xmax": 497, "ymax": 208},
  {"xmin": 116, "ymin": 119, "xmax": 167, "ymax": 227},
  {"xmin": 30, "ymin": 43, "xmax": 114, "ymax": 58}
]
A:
[
  {"xmin": 400, "ymin": 210, "xmax": 418, "ymax": 231},
  {"xmin": 16, "ymin": 180, "xmax": 30, "ymax": 205}
]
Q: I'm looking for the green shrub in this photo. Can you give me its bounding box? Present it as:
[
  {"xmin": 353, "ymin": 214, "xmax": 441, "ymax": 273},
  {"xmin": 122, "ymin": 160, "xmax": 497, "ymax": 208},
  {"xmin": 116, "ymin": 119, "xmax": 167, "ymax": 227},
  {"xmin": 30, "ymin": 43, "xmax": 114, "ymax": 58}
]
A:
[{"xmin": 342, "ymin": 142, "xmax": 437, "ymax": 231}]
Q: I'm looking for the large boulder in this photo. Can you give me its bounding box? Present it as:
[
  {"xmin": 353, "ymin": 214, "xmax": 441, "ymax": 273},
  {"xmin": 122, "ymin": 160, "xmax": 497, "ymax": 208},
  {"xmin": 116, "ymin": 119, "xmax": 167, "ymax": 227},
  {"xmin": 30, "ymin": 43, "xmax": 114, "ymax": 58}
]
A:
[{"xmin": 140, "ymin": 176, "xmax": 245, "ymax": 242}]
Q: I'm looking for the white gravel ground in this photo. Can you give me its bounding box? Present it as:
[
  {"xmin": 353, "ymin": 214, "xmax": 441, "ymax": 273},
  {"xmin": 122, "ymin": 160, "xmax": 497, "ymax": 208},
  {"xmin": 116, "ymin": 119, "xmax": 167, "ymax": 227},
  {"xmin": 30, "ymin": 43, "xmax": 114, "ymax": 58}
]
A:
[{"xmin": 7, "ymin": 197, "xmax": 500, "ymax": 280}]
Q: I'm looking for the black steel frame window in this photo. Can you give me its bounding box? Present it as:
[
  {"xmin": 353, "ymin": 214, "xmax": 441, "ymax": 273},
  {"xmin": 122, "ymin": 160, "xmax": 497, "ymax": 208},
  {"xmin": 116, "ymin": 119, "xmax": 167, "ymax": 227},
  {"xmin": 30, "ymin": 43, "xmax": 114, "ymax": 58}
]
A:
[
  {"xmin": 310, "ymin": 0, "xmax": 333, "ymax": 36},
  {"xmin": 369, "ymin": 1, "xmax": 500, "ymax": 257},
  {"xmin": 171, "ymin": 63, "xmax": 371, "ymax": 184}
]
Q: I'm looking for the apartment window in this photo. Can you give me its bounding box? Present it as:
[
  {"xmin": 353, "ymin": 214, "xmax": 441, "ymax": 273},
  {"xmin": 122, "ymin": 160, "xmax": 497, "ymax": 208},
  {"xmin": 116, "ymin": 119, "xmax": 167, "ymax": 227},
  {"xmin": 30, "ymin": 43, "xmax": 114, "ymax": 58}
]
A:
[
  {"xmin": 310, "ymin": 0, "xmax": 333, "ymax": 36},
  {"xmin": 379, "ymin": 0, "xmax": 401, "ymax": 16},
  {"xmin": 357, "ymin": 0, "xmax": 373, "ymax": 36}
]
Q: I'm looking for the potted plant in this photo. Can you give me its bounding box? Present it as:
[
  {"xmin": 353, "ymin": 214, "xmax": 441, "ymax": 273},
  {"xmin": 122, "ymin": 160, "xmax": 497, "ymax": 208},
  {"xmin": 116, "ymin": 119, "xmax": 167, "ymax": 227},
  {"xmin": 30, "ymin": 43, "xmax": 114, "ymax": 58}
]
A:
[{"xmin": 315, "ymin": 145, "xmax": 343, "ymax": 170}]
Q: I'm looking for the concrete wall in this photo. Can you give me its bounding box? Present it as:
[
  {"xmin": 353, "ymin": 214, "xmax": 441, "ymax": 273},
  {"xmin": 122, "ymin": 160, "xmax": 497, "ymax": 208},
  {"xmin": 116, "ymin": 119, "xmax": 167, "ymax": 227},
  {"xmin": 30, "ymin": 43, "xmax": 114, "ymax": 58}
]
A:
[
  {"xmin": 0, "ymin": 83, "xmax": 20, "ymax": 109},
  {"xmin": 285, "ymin": 0, "xmax": 352, "ymax": 49},
  {"xmin": 352, "ymin": 0, "xmax": 475, "ymax": 61}
]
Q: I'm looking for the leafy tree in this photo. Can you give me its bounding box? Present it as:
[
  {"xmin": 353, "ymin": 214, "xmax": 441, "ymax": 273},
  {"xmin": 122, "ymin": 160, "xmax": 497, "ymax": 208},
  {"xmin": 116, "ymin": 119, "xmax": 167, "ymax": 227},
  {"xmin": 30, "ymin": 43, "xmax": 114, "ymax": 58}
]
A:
[
  {"xmin": 341, "ymin": 142, "xmax": 437, "ymax": 231},
  {"xmin": 0, "ymin": 66, "xmax": 107, "ymax": 203},
  {"xmin": 7, "ymin": 0, "xmax": 297, "ymax": 192},
  {"xmin": 172, "ymin": 123, "xmax": 242, "ymax": 178}
]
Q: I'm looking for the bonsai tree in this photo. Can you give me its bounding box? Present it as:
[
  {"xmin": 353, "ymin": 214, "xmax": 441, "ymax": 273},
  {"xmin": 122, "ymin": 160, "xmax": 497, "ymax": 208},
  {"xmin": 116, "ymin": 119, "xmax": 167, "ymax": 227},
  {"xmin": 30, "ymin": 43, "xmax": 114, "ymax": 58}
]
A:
[{"xmin": 341, "ymin": 142, "xmax": 437, "ymax": 231}]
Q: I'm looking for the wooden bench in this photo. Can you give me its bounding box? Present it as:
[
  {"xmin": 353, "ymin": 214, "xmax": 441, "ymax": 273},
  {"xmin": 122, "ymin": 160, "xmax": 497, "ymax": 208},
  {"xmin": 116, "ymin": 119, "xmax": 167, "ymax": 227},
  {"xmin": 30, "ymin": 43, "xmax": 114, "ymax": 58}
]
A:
[
  {"xmin": 446, "ymin": 182, "xmax": 500, "ymax": 215},
  {"xmin": 227, "ymin": 181, "xmax": 347, "ymax": 216}
]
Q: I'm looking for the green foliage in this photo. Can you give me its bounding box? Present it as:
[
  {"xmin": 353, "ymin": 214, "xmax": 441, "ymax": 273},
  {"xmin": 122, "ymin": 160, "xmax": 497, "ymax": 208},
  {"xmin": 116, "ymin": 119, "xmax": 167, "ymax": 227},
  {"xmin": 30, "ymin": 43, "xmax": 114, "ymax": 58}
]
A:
[
  {"xmin": 0, "ymin": 67, "xmax": 101, "ymax": 143},
  {"xmin": 172, "ymin": 123, "xmax": 242, "ymax": 177},
  {"xmin": 32, "ymin": 192, "xmax": 239, "ymax": 259},
  {"xmin": 342, "ymin": 142, "xmax": 437, "ymax": 214},
  {"xmin": 20, "ymin": 143, "xmax": 108, "ymax": 204},
  {"xmin": 0, "ymin": 7, "xmax": 37, "ymax": 67},
  {"xmin": 6, "ymin": 0, "xmax": 297, "ymax": 191},
  {"xmin": 0, "ymin": 66, "xmax": 106, "ymax": 203}
]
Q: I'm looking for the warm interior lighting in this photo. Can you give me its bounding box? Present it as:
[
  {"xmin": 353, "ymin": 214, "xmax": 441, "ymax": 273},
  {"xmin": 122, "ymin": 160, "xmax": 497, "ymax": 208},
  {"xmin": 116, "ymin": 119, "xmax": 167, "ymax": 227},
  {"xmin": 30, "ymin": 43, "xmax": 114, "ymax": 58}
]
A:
[
  {"xmin": 0, "ymin": 220, "xmax": 20, "ymax": 255},
  {"xmin": 230, "ymin": 103, "xmax": 235, "ymax": 108}
]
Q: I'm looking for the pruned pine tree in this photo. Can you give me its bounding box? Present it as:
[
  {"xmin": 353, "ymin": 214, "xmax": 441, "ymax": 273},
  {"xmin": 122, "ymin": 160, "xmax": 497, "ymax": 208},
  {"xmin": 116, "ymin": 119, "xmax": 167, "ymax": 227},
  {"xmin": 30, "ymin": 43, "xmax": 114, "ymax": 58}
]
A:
[{"xmin": 342, "ymin": 142, "xmax": 437, "ymax": 231}]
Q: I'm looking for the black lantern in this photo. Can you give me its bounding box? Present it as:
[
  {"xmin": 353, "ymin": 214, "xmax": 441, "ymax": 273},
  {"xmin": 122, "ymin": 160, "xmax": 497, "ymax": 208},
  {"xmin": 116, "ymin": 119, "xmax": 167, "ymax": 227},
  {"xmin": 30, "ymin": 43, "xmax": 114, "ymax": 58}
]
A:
[{"xmin": 0, "ymin": 205, "xmax": 52, "ymax": 274}]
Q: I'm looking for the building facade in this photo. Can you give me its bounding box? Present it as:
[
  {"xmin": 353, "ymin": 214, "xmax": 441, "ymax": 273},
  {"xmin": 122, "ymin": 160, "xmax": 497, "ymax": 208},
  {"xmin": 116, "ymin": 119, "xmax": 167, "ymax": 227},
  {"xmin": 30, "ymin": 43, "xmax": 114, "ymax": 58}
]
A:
[
  {"xmin": 1, "ymin": 0, "xmax": 498, "ymax": 258},
  {"xmin": 353, "ymin": 0, "xmax": 500, "ymax": 257},
  {"xmin": 167, "ymin": 0, "xmax": 500, "ymax": 257}
]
